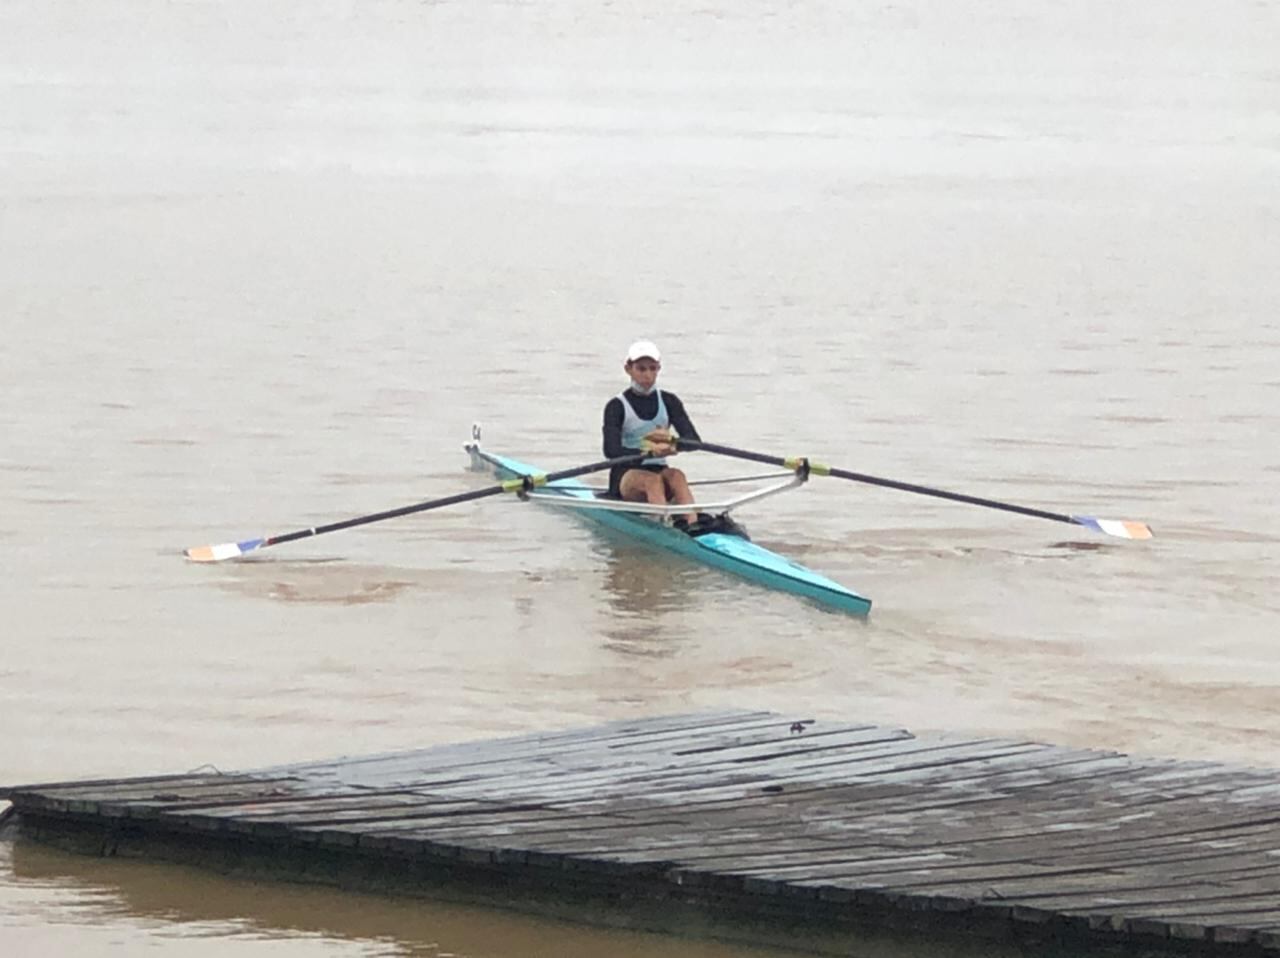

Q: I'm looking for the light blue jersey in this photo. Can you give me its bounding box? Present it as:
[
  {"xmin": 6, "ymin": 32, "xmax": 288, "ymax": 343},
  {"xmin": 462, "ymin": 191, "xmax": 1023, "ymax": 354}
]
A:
[{"xmin": 619, "ymin": 389, "xmax": 668, "ymax": 466}]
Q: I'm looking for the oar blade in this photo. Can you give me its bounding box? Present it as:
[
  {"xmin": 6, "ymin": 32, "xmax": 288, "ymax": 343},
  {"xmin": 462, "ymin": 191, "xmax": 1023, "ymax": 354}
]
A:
[
  {"xmin": 1073, "ymin": 517, "xmax": 1153, "ymax": 540},
  {"xmin": 184, "ymin": 538, "xmax": 267, "ymax": 562}
]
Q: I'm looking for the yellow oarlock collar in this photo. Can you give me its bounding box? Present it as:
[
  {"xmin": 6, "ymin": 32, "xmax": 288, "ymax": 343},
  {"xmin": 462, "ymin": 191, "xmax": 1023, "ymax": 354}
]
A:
[
  {"xmin": 501, "ymin": 474, "xmax": 548, "ymax": 492},
  {"xmin": 783, "ymin": 457, "xmax": 831, "ymax": 476}
]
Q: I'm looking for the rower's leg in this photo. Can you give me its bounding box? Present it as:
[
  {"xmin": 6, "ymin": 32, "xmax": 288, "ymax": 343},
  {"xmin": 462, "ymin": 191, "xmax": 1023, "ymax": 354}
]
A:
[
  {"xmin": 660, "ymin": 467, "xmax": 697, "ymax": 525},
  {"xmin": 618, "ymin": 469, "xmax": 668, "ymax": 507}
]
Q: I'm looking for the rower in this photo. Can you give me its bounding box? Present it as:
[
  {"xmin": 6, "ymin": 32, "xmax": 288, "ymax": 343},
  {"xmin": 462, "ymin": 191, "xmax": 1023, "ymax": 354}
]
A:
[{"xmin": 602, "ymin": 340, "xmax": 702, "ymax": 529}]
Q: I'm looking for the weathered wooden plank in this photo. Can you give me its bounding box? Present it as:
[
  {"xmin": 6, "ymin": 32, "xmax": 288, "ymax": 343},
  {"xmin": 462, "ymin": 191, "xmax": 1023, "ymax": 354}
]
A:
[
  {"xmin": 286, "ymin": 710, "xmax": 768, "ymax": 767},
  {"xmin": 277, "ymin": 711, "xmax": 783, "ymax": 784},
  {"xmin": 5, "ymin": 777, "xmax": 304, "ymax": 820},
  {"xmin": 407, "ymin": 738, "xmax": 1050, "ymax": 808},
  {"xmin": 749, "ymin": 825, "xmax": 1272, "ymax": 887},
  {"xmin": 0, "ymin": 771, "xmax": 251, "ymax": 797},
  {"xmin": 1141, "ymin": 907, "xmax": 1280, "ymax": 925},
  {"xmin": 158, "ymin": 791, "xmax": 456, "ymax": 817},
  {"xmin": 1033, "ymin": 882, "xmax": 1280, "ymax": 918},
  {"xmin": 675, "ymin": 775, "xmax": 1280, "ymax": 848},
  {"xmin": 6, "ymin": 774, "xmax": 276, "ymax": 801},
  {"xmin": 577, "ymin": 747, "xmax": 1162, "ymax": 815},
  {"xmin": 191, "ymin": 798, "xmax": 515, "ymax": 828},
  {"xmin": 315, "ymin": 723, "xmax": 913, "ymax": 800}
]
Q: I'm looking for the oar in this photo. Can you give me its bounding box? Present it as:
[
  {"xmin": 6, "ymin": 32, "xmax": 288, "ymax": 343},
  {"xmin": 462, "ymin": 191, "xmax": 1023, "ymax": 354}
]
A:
[
  {"xmin": 679, "ymin": 440, "xmax": 1153, "ymax": 540},
  {"xmin": 183, "ymin": 453, "xmax": 649, "ymax": 562}
]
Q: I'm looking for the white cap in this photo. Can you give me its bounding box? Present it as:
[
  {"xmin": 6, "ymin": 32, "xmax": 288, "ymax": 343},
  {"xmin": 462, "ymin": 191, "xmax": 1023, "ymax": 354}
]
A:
[{"xmin": 625, "ymin": 340, "xmax": 661, "ymax": 363}]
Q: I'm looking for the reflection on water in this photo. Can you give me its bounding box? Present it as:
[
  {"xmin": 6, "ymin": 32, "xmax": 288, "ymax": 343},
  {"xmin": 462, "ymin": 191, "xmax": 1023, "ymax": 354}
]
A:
[
  {"xmin": 2, "ymin": 825, "xmax": 1106, "ymax": 958},
  {"xmin": 588, "ymin": 533, "xmax": 703, "ymax": 657},
  {"xmin": 1046, "ymin": 540, "xmax": 1106, "ymax": 553},
  {"xmin": 600, "ymin": 624, "xmax": 683, "ymax": 659},
  {"xmin": 220, "ymin": 562, "xmax": 417, "ymax": 606},
  {"xmin": 592, "ymin": 534, "xmax": 710, "ymax": 616},
  {"xmin": 215, "ymin": 562, "xmax": 470, "ymax": 606},
  {"xmin": 1, "ymin": 839, "xmax": 908, "ymax": 958}
]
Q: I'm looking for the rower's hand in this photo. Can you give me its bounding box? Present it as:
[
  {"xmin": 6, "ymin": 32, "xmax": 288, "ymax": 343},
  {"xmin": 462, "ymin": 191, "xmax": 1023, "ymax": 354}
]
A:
[{"xmin": 643, "ymin": 427, "xmax": 676, "ymax": 456}]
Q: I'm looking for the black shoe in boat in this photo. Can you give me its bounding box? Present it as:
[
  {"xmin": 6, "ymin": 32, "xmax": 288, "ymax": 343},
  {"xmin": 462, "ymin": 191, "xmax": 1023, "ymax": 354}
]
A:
[
  {"xmin": 673, "ymin": 514, "xmax": 705, "ymax": 535},
  {"xmin": 685, "ymin": 513, "xmax": 751, "ymax": 540}
]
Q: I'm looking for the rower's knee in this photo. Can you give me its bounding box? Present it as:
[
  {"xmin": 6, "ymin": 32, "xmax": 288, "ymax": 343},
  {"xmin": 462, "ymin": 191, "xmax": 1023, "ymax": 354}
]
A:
[{"xmin": 622, "ymin": 470, "xmax": 666, "ymax": 503}]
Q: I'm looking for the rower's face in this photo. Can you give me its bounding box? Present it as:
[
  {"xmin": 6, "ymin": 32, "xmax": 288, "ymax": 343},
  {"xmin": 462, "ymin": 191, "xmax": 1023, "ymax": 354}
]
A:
[{"xmin": 626, "ymin": 359, "xmax": 660, "ymax": 388}]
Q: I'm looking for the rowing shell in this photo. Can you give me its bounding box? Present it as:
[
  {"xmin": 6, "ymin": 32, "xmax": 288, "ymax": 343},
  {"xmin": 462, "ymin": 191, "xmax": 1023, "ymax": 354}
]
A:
[{"xmin": 465, "ymin": 438, "xmax": 872, "ymax": 617}]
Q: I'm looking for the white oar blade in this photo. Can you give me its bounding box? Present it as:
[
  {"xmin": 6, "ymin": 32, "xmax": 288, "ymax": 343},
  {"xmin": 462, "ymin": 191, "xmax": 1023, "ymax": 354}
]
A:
[
  {"xmin": 184, "ymin": 538, "xmax": 266, "ymax": 562},
  {"xmin": 1073, "ymin": 517, "xmax": 1153, "ymax": 540}
]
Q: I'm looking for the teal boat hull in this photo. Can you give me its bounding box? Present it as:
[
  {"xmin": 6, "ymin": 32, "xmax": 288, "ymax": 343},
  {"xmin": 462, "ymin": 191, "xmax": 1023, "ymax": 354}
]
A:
[{"xmin": 468, "ymin": 446, "xmax": 871, "ymax": 617}]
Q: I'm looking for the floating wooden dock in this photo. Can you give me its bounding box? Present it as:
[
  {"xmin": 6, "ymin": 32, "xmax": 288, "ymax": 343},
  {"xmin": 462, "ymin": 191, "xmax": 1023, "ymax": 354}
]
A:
[{"xmin": 4, "ymin": 710, "xmax": 1280, "ymax": 955}]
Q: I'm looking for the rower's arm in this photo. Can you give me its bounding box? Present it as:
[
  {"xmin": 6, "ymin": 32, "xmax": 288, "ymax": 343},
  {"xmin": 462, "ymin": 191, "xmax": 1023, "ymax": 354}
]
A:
[
  {"xmin": 666, "ymin": 393, "xmax": 701, "ymax": 442},
  {"xmin": 602, "ymin": 397, "xmax": 635, "ymax": 458}
]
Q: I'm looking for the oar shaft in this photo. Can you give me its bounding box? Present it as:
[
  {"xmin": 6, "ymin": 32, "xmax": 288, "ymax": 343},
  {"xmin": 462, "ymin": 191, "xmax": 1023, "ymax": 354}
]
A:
[
  {"xmin": 682, "ymin": 442, "xmax": 782, "ymax": 469},
  {"xmin": 681, "ymin": 439, "xmax": 1077, "ymax": 526},
  {"xmin": 269, "ymin": 453, "xmax": 647, "ymax": 545},
  {"xmin": 187, "ymin": 452, "xmax": 648, "ymax": 560},
  {"xmin": 824, "ymin": 467, "xmax": 1074, "ymax": 524},
  {"xmin": 266, "ymin": 485, "xmax": 508, "ymax": 546}
]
